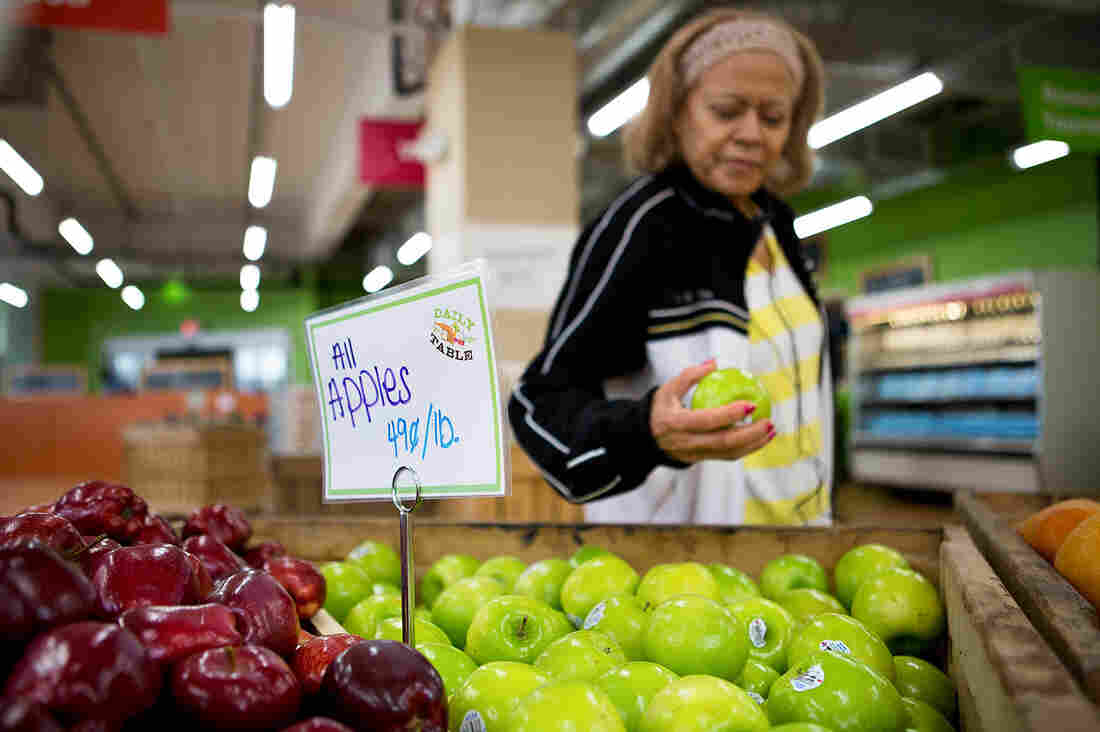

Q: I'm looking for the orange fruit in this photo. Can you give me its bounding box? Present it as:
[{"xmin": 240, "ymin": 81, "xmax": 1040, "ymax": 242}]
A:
[
  {"xmin": 1054, "ymin": 513, "xmax": 1100, "ymax": 609},
  {"xmin": 1017, "ymin": 498, "xmax": 1100, "ymax": 562}
]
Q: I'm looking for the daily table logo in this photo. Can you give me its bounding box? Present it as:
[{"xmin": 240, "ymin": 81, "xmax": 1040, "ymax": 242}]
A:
[{"xmin": 431, "ymin": 307, "xmax": 476, "ymax": 362}]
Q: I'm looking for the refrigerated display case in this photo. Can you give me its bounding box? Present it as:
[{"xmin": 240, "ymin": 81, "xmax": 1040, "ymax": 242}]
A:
[{"xmin": 845, "ymin": 271, "xmax": 1100, "ymax": 494}]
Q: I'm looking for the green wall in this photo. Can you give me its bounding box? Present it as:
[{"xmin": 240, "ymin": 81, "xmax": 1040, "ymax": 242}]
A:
[{"xmin": 790, "ymin": 154, "xmax": 1098, "ymax": 297}]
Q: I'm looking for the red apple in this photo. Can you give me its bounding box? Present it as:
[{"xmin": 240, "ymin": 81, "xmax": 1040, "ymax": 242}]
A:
[
  {"xmin": 265, "ymin": 557, "xmax": 327, "ymax": 620},
  {"xmin": 182, "ymin": 504, "xmax": 252, "ymax": 552},
  {"xmin": 92, "ymin": 544, "xmax": 213, "ymax": 619},
  {"xmin": 182, "ymin": 535, "xmax": 248, "ymax": 582},
  {"xmin": 53, "ymin": 481, "xmax": 148, "ymax": 543},
  {"xmin": 244, "ymin": 541, "xmax": 287, "ymax": 569},
  {"xmin": 74, "ymin": 537, "xmax": 122, "ymax": 580},
  {"xmin": 131, "ymin": 514, "xmax": 179, "ymax": 546},
  {"xmin": 321, "ymin": 640, "xmax": 446, "ymax": 732},
  {"xmin": 291, "ymin": 633, "xmax": 362, "ymax": 696},
  {"xmin": 210, "ymin": 570, "xmax": 300, "ymax": 658},
  {"xmin": 3, "ymin": 622, "xmax": 161, "ymax": 729},
  {"xmin": 1, "ymin": 539, "xmax": 96, "ymax": 648},
  {"xmin": 0, "ymin": 698, "xmax": 64, "ymax": 732},
  {"xmin": 280, "ymin": 719, "xmax": 354, "ymax": 732},
  {"xmin": 0, "ymin": 513, "xmax": 86, "ymax": 556},
  {"xmin": 171, "ymin": 645, "xmax": 301, "ymax": 730},
  {"xmin": 119, "ymin": 603, "xmax": 244, "ymax": 665}
]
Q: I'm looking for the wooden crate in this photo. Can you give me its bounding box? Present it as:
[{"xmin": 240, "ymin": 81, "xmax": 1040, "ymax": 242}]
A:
[
  {"xmin": 122, "ymin": 422, "xmax": 272, "ymax": 515},
  {"xmin": 250, "ymin": 517, "xmax": 1098, "ymax": 731}
]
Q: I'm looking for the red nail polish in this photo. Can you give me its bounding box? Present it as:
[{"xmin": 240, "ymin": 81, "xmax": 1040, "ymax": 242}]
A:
[
  {"xmin": 745, "ymin": 404, "xmax": 757, "ymax": 414},
  {"xmin": 764, "ymin": 420, "xmax": 774, "ymax": 432}
]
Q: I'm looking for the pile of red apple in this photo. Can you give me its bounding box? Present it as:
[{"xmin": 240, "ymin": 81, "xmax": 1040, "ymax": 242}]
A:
[{"xmin": 0, "ymin": 481, "xmax": 443, "ymax": 731}]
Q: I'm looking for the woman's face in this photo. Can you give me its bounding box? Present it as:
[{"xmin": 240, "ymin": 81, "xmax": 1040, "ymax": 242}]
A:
[{"xmin": 675, "ymin": 50, "xmax": 797, "ymax": 204}]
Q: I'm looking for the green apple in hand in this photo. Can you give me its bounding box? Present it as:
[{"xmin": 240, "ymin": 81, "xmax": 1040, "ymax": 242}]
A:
[
  {"xmin": 595, "ymin": 662, "xmax": 679, "ymax": 732},
  {"xmin": 691, "ymin": 367, "xmax": 772, "ymax": 422},
  {"xmin": 474, "ymin": 556, "xmax": 528, "ymax": 592},
  {"xmin": 760, "ymin": 554, "xmax": 829, "ymax": 601},
  {"xmin": 421, "ymin": 554, "xmax": 481, "ymax": 610},
  {"xmin": 464, "ymin": 594, "xmax": 573, "ymax": 665},
  {"xmin": 319, "ymin": 561, "xmax": 374, "ymax": 623},
  {"xmin": 778, "ymin": 588, "xmax": 846, "ymax": 625},
  {"xmin": 535, "ymin": 629, "xmax": 627, "ymax": 683},
  {"xmin": 636, "ymin": 562, "xmax": 722, "ymax": 610},
  {"xmin": 643, "ymin": 595, "xmax": 748, "ymax": 681},
  {"xmin": 727, "ymin": 596, "xmax": 796, "ymax": 673},
  {"xmin": 431, "ymin": 575, "xmax": 506, "ymax": 648},
  {"xmin": 415, "ymin": 642, "xmax": 477, "ymax": 701},
  {"xmin": 449, "ymin": 661, "xmax": 550, "ymax": 732},
  {"xmin": 374, "ymin": 615, "xmax": 452, "ymax": 646},
  {"xmin": 640, "ymin": 675, "xmax": 770, "ymax": 732},
  {"xmin": 511, "ymin": 681, "xmax": 628, "ymax": 732},
  {"xmin": 834, "ymin": 544, "xmax": 909, "ymax": 610},
  {"xmin": 570, "ymin": 545, "xmax": 613, "ymax": 568},
  {"xmin": 894, "ymin": 656, "xmax": 956, "ymax": 719},
  {"xmin": 515, "ymin": 558, "xmax": 573, "ymax": 610},
  {"xmin": 850, "ymin": 568, "xmax": 945, "ymax": 656},
  {"xmin": 900, "ymin": 696, "xmax": 955, "ymax": 732},
  {"xmin": 346, "ymin": 539, "xmax": 402, "ymax": 587},
  {"xmin": 584, "ymin": 594, "xmax": 650, "ymax": 661},
  {"xmin": 787, "ymin": 613, "xmax": 895, "ymax": 682},
  {"xmin": 737, "ymin": 658, "xmax": 781, "ymax": 699},
  {"xmin": 562, "ymin": 555, "xmax": 640, "ymax": 626},
  {"xmin": 708, "ymin": 564, "xmax": 762, "ymax": 605}
]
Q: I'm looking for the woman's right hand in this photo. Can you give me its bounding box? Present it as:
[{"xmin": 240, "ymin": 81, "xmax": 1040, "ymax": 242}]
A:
[{"xmin": 649, "ymin": 359, "xmax": 776, "ymax": 464}]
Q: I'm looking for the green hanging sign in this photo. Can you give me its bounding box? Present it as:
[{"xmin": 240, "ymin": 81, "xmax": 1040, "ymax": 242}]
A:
[{"xmin": 1018, "ymin": 65, "xmax": 1100, "ymax": 153}]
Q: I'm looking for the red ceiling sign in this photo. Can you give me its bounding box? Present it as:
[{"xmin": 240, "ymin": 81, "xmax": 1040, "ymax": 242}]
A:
[
  {"xmin": 359, "ymin": 118, "xmax": 425, "ymax": 188},
  {"xmin": 17, "ymin": 0, "xmax": 169, "ymax": 35}
]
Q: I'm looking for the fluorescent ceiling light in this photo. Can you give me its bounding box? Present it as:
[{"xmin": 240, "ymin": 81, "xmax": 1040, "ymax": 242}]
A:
[
  {"xmin": 121, "ymin": 285, "xmax": 145, "ymax": 311},
  {"xmin": 95, "ymin": 258, "xmax": 124, "ymax": 289},
  {"xmin": 397, "ymin": 232, "xmax": 432, "ymax": 266},
  {"xmin": 363, "ymin": 265, "xmax": 393, "ymax": 293},
  {"xmin": 808, "ymin": 72, "xmax": 943, "ymax": 150},
  {"xmin": 794, "ymin": 195, "xmax": 873, "ymax": 238},
  {"xmin": 59, "ymin": 218, "xmax": 94, "ymax": 255},
  {"xmin": 264, "ymin": 3, "xmax": 295, "ymax": 109},
  {"xmin": 0, "ymin": 282, "xmax": 28, "ymax": 308},
  {"xmin": 1011, "ymin": 140, "xmax": 1069, "ymax": 170},
  {"xmin": 248, "ymin": 156, "xmax": 277, "ymax": 208},
  {"xmin": 240, "ymin": 263, "xmax": 261, "ymax": 290},
  {"xmin": 241, "ymin": 288, "xmax": 260, "ymax": 312},
  {"xmin": 587, "ymin": 77, "xmax": 650, "ymax": 138},
  {"xmin": 243, "ymin": 225, "xmax": 267, "ymax": 261},
  {"xmin": 0, "ymin": 139, "xmax": 43, "ymax": 196}
]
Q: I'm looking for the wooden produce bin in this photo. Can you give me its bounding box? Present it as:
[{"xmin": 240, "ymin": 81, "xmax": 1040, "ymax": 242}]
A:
[
  {"xmin": 122, "ymin": 422, "xmax": 272, "ymax": 516},
  {"xmin": 250, "ymin": 517, "xmax": 1099, "ymax": 731}
]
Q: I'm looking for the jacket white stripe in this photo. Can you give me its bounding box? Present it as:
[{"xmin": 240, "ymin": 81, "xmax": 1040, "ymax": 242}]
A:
[
  {"xmin": 513, "ymin": 383, "xmax": 571, "ymax": 454},
  {"xmin": 648, "ymin": 299, "xmax": 751, "ymax": 321}
]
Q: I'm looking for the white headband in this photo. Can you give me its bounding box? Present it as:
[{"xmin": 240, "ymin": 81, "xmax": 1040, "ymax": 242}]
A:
[{"xmin": 681, "ymin": 20, "xmax": 804, "ymax": 92}]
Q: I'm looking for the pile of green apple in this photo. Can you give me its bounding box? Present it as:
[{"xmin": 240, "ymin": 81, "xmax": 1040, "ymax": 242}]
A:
[{"xmin": 320, "ymin": 541, "xmax": 955, "ymax": 732}]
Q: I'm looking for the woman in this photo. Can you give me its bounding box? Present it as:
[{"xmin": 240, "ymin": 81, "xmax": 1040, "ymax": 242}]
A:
[{"xmin": 508, "ymin": 7, "xmax": 831, "ymax": 525}]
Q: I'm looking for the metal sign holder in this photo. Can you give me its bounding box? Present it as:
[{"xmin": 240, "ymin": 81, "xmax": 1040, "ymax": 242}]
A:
[{"xmin": 391, "ymin": 465, "xmax": 423, "ymax": 647}]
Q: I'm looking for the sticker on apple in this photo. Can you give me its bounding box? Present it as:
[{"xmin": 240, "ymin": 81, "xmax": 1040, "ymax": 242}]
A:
[
  {"xmin": 747, "ymin": 691, "xmax": 765, "ymax": 705},
  {"xmin": 459, "ymin": 710, "xmax": 487, "ymax": 732},
  {"xmin": 748, "ymin": 617, "xmax": 768, "ymax": 648},
  {"xmin": 819, "ymin": 639, "xmax": 851, "ymax": 655},
  {"xmin": 790, "ymin": 664, "xmax": 825, "ymax": 692},
  {"xmin": 583, "ymin": 601, "xmax": 607, "ymax": 630}
]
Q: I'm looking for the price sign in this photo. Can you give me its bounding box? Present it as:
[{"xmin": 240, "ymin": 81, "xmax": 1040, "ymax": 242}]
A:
[{"xmin": 304, "ymin": 262, "xmax": 505, "ymax": 502}]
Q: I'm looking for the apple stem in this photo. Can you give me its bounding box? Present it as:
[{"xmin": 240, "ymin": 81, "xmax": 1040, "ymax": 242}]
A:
[
  {"xmin": 66, "ymin": 533, "xmax": 109, "ymax": 561},
  {"xmin": 225, "ymin": 646, "xmax": 236, "ymax": 671},
  {"xmin": 519, "ymin": 615, "xmax": 528, "ymax": 638}
]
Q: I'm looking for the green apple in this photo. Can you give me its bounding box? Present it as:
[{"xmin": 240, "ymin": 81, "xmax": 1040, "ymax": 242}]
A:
[
  {"xmin": 766, "ymin": 651, "xmax": 907, "ymax": 732},
  {"xmin": 464, "ymin": 594, "xmax": 573, "ymax": 665},
  {"xmin": 640, "ymin": 675, "xmax": 770, "ymax": 732},
  {"xmin": 570, "ymin": 545, "xmax": 613, "ymax": 568},
  {"xmin": 583, "ymin": 594, "xmax": 649, "ymax": 661},
  {"xmin": 636, "ymin": 562, "xmax": 722, "ymax": 611},
  {"xmin": 449, "ymin": 661, "xmax": 550, "ymax": 732},
  {"xmin": 595, "ymin": 662, "xmax": 679, "ymax": 732},
  {"xmin": 834, "ymin": 544, "xmax": 910, "ymax": 611},
  {"xmin": 319, "ymin": 561, "xmax": 374, "ymax": 623},
  {"xmin": 374, "ymin": 615, "xmax": 452, "ymax": 646},
  {"xmin": 534, "ymin": 630, "xmax": 627, "ymax": 683},
  {"xmin": 346, "ymin": 539, "xmax": 402, "ymax": 587},
  {"xmin": 778, "ymin": 588, "xmax": 846, "ymax": 625},
  {"xmin": 421, "ymin": 554, "xmax": 481, "ymax": 610},
  {"xmin": 760, "ymin": 555, "xmax": 829, "ymax": 601},
  {"xmin": 727, "ymin": 597, "xmax": 796, "ymax": 673},
  {"xmin": 850, "ymin": 568, "xmax": 946, "ymax": 656},
  {"xmin": 511, "ymin": 680, "xmax": 628, "ymax": 732},
  {"xmin": 900, "ymin": 697, "xmax": 955, "ymax": 732},
  {"xmin": 894, "ymin": 657, "xmax": 956, "ymax": 720},
  {"xmin": 770, "ymin": 725, "xmax": 836, "ymax": 732},
  {"xmin": 691, "ymin": 367, "xmax": 772, "ymax": 422},
  {"xmin": 515, "ymin": 558, "xmax": 573, "ymax": 610},
  {"xmin": 737, "ymin": 658, "xmax": 781, "ymax": 699},
  {"xmin": 415, "ymin": 642, "xmax": 476, "ymax": 701},
  {"xmin": 343, "ymin": 592, "xmax": 402, "ymax": 638},
  {"xmin": 474, "ymin": 556, "xmax": 528, "ymax": 592},
  {"xmin": 370, "ymin": 581, "xmax": 401, "ymax": 597},
  {"xmin": 708, "ymin": 564, "xmax": 762, "ymax": 605},
  {"xmin": 642, "ymin": 595, "xmax": 748, "ymax": 681},
  {"xmin": 787, "ymin": 613, "xmax": 895, "ymax": 682},
  {"xmin": 431, "ymin": 575, "xmax": 506, "ymax": 648},
  {"xmin": 560, "ymin": 555, "xmax": 640, "ymax": 626}
]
